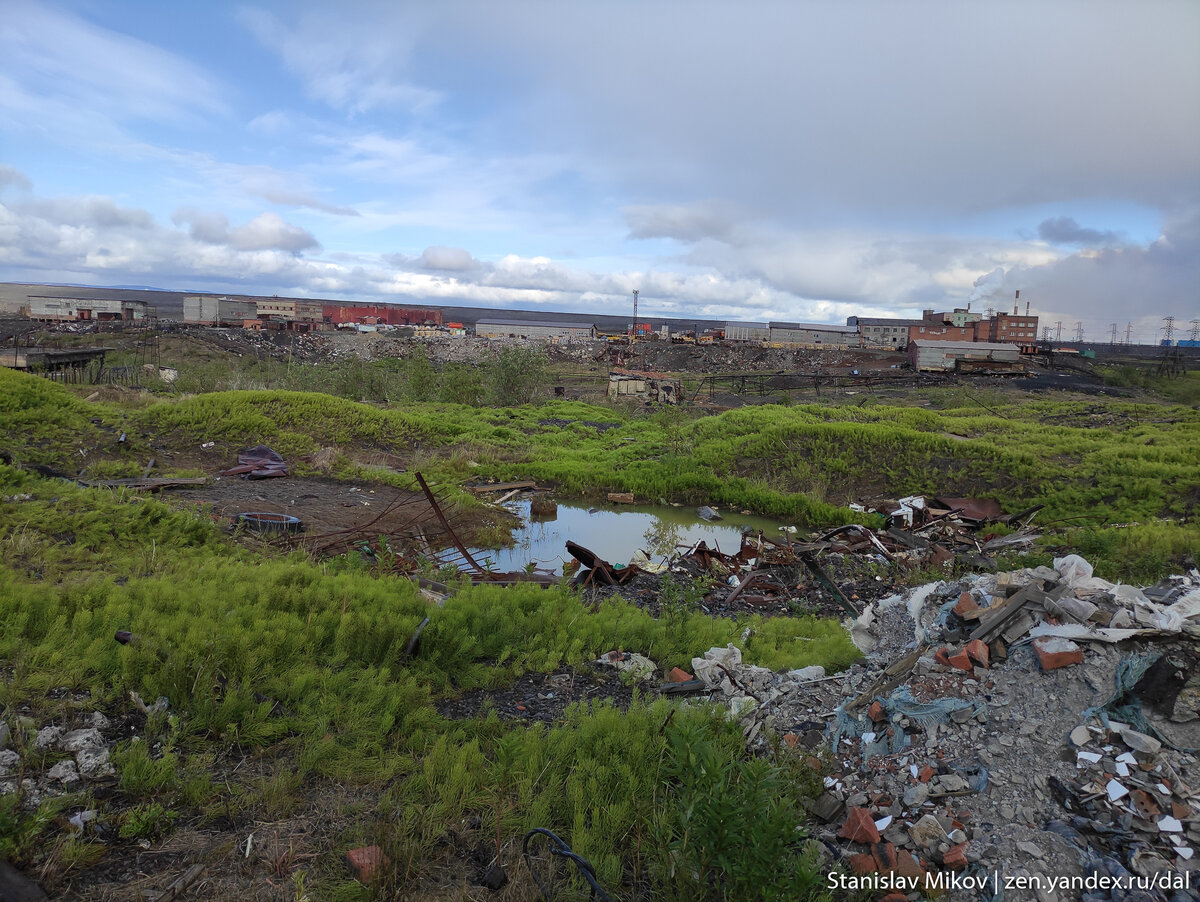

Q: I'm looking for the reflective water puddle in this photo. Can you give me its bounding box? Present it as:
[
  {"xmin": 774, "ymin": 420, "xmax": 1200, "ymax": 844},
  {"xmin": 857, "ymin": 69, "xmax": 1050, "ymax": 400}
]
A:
[{"xmin": 475, "ymin": 500, "xmax": 791, "ymax": 574}]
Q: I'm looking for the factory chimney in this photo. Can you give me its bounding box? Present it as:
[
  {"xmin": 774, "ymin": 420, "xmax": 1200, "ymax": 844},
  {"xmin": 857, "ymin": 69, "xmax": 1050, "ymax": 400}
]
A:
[{"xmin": 1013, "ymin": 290, "xmax": 1019, "ymax": 316}]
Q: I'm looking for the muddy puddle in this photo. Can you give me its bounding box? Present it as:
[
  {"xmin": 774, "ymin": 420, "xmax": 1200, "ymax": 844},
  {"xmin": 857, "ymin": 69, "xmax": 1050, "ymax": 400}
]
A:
[{"xmin": 473, "ymin": 500, "xmax": 792, "ymax": 574}]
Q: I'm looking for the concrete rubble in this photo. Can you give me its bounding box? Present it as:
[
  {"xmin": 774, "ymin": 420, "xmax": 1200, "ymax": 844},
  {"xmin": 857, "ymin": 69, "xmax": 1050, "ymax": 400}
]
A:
[
  {"xmin": 0, "ymin": 709, "xmax": 121, "ymax": 809},
  {"xmin": 680, "ymin": 556, "xmax": 1200, "ymax": 901}
]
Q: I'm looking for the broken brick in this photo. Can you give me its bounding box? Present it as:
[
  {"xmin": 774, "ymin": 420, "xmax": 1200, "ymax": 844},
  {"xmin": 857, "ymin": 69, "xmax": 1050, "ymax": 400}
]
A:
[
  {"xmin": 1130, "ymin": 789, "xmax": 1161, "ymax": 820},
  {"xmin": 345, "ymin": 845, "xmax": 388, "ymax": 883},
  {"xmin": 781, "ymin": 733, "xmax": 799, "ymax": 748},
  {"xmin": 871, "ymin": 841, "xmax": 898, "ymax": 872},
  {"xmin": 942, "ymin": 842, "xmax": 968, "ymax": 871},
  {"xmin": 894, "ymin": 849, "xmax": 926, "ymax": 882},
  {"xmin": 868, "ymin": 700, "xmax": 887, "ymax": 723},
  {"xmin": 838, "ymin": 807, "xmax": 881, "ymax": 844},
  {"xmin": 850, "ymin": 852, "xmax": 878, "ymax": 874},
  {"xmin": 935, "ymin": 647, "xmax": 953, "ymax": 667},
  {"xmin": 667, "ymin": 666, "xmax": 693, "ymax": 683},
  {"xmin": 1032, "ymin": 636, "xmax": 1083, "ymax": 671},
  {"xmin": 879, "ymin": 895, "xmax": 908, "ymax": 902},
  {"xmin": 947, "ymin": 649, "xmax": 974, "ymax": 672},
  {"xmin": 965, "ymin": 639, "xmax": 989, "ymax": 668},
  {"xmin": 919, "ymin": 765, "xmax": 936, "ymax": 783},
  {"xmin": 954, "ymin": 592, "xmax": 979, "ymax": 617}
]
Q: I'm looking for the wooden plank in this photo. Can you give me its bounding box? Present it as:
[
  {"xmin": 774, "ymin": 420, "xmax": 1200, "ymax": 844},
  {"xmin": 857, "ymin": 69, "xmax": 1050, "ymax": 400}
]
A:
[
  {"xmin": 151, "ymin": 864, "xmax": 205, "ymax": 902},
  {"xmin": 466, "ymin": 481, "xmax": 536, "ymax": 494},
  {"xmin": 960, "ymin": 582, "xmax": 1039, "ymax": 623}
]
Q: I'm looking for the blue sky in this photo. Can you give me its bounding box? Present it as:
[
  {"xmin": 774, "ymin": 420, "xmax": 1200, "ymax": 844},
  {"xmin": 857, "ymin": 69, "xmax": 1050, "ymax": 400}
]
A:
[{"xmin": 1, "ymin": 1, "xmax": 1197, "ymax": 340}]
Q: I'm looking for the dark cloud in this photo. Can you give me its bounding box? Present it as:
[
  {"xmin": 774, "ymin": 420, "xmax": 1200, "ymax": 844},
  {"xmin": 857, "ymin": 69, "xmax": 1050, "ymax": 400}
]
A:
[
  {"xmin": 1037, "ymin": 216, "xmax": 1122, "ymax": 246},
  {"xmin": 0, "ymin": 165, "xmax": 32, "ymax": 192},
  {"xmin": 26, "ymin": 196, "xmax": 154, "ymax": 229},
  {"xmin": 172, "ymin": 208, "xmax": 230, "ymax": 244},
  {"xmin": 625, "ymin": 202, "xmax": 735, "ymax": 242},
  {"xmin": 252, "ymin": 187, "xmax": 360, "ymax": 217}
]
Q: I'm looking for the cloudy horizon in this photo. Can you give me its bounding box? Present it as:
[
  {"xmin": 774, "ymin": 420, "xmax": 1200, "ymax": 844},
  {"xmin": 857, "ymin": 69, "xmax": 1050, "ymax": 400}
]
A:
[{"xmin": 1, "ymin": 1, "xmax": 1197, "ymax": 342}]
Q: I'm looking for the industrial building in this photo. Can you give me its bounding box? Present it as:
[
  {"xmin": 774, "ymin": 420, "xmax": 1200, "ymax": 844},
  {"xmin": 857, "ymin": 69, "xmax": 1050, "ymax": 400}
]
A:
[
  {"xmin": 908, "ymin": 340, "xmax": 1021, "ymax": 373},
  {"xmin": 768, "ymin": 321, "xmax": 860, "ymax": 349},
  {"xmin": 723, "ymin": 322, "xmax": 771, "ymax": 343},
  {"xmin": 183, "ymin": 296, "xmax": 257, "ymax": 325},
  {"xmin": 323, "ymin": 304, "xmax": 442, "ymax": 326},
  {"xmin": 908, "ymin": 323, "xmax": 976, "ymax": 344},
  {"xmin": 847, "ymin": 316, "xmax": 924, "ymax": 349},
  {"xmin": 23, "ymin": 297, "xmax": 147, "ymax": 322},
  {"xmin": 974, "ymin": 312, "xmax": 1039, "ymax": 344},
  {"xmin": 474, "ymin": 319, "xmax": 596, "ymax": 342}
]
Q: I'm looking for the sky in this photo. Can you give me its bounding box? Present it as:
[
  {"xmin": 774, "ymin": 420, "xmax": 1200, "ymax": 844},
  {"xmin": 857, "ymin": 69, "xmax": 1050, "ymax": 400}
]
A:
[{"xmin": 1, "ymin": 1, "xmax": 1198, "ymax": 341}]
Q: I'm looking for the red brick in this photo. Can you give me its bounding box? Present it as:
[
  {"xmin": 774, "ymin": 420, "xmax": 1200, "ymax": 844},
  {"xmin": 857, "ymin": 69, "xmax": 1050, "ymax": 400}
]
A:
[
  {"xmin": 1032, "ymin": 636, "xmax": 1083, "ymax": 671},
  {"xmin": 850, "ymin": 852, "xmax": 879, "ymax": 874},
  {"xmin": 345, "ymin": 845, "xmax": 388, "ymax": 883},
  {"xmin": 868, "ymin": 700, "xmax": 887, "ymax": 723},
  {"xmin": 919, "ymin": 765, "xmax": 936, "ymax": 783},
  {"xmin": 942, "ymin": 842, "xmax": 968, "ymax": 870},
  {"xmin": 667, "ymin": 666, "xmax": 693, "ymax": 683},
  {"xmin": 965, "ymin": 639, "xmax": 989, "ymax": 668},
  {"xmin": 947, "ymin": 649, "xmax": 974, "ymax": 672},
  {"xmin": 838, "ymin": 807, "xmax": 881, "ymax": 844},
  {"xmin": 1130, "ymin": 790, "xmax": 1160, "ymax": 820},
  {"xmin": 781, "ymin": 733, "xmax": 799, "ymax": 748},
  {"xmin": 935, "ymin": 647, "xmax": 953, "ymax": 667},
  {"xmin": 954, "ymin": 592, "xmax": 979, "ymax": 617},
  {"xmin": 880, "ymin": 895, "xmax": 908, "ymax": 902},
  {"xmin": 894, "ymin": 849, "xmax": 926, "ymax": 882},
  {"xmin": 872, "ymin": 841, "xmax": 898, "ymax": 872}
]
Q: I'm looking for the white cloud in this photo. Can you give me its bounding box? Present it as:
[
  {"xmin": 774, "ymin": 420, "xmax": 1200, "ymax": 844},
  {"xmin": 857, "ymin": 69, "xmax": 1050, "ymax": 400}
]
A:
[
  {"xmin": 238, "ymin": 7, "xmax": 440, "ymax": 115},
  {"xmin": 229, "ymin": 213, "xmax": 320, "ymax": 253},
  {"xmin": 419, "ymin": 246, "xmax": 478, "ymax": 271},
  {"xmin": 0, "ymin": 4, "xmax": 226, "ymax": 133}
]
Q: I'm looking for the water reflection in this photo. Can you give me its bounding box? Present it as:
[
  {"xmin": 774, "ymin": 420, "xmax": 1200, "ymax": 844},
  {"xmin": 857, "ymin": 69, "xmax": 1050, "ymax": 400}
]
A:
[{"xmin": 474, "ymin": 500, "xmax": 789, "ymax": 574}]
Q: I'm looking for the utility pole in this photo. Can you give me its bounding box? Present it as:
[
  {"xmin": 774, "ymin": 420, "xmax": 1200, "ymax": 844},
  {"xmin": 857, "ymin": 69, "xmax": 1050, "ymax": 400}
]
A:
[
  {"xmin": 1074, "ymin": 321, "xmax": 1084, "ymax": 343},
  {"xmin": 1109, "ymin": 323, "xmax": 1118, "ymax": 345},
  {"xmin": 1162, "ymin": 315, "xmax": 1175, "ymax": 346},
  {"xmin": 1125, "ymin": 322, "xmax": 1133, "ymax": 345},
  {"xmin": 630, "ymin": 289, "xmax": 639, "ymax": 341},
  {"xmin": 1055, "ymin": 321, "xmax": 1063, "ymax": 342},
  {"xmin": 1190, "ymin": 318, "xmax": 1200, "ymax": 342}
]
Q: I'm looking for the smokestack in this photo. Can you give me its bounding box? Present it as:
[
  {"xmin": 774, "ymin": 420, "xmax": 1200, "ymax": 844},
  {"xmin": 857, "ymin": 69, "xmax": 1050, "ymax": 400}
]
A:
[
  {"xmin": 1026, "ymin": 301, "xmax": 1030, "ymax": 316},
  {"xmin": 1014, "ymin": 290, "xmax": 1019, "ymax": 316}
]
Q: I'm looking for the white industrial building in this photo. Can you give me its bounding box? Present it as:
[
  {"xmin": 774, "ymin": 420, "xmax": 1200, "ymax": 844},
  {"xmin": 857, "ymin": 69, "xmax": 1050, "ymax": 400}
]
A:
[
  {"xmin": 475, "ymin": 319, "xmax": 596, "ymax": 341},
  {"xmin": 723, "ymin": 321, "xmax": 771, "ymax": 342},
  {"xmin": 23, "ymin": 297, "xmax": 147, "ymax": 322},
  {"xmin": 908, "ymin": 340, "xmax": 1021, "ymax": 372},
  {"xmin": 768, "ymin": 321, "xmax": 860, "ymax": 349},
  {"xmin": 183, "ymin": 296, "xmax": 257, "ymax": 325}
]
